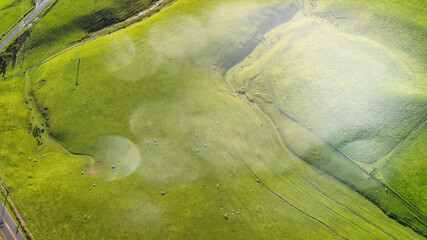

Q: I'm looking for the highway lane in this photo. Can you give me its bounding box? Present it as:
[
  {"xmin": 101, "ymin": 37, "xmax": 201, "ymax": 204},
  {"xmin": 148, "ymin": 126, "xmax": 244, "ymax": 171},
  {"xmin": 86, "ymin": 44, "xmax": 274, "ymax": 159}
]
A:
[
  {"xmin": 0, "ymin": 0, "xmax": 52, "ymax": 51},
  {"xmin": 0, "ymin": 200, "xmax": 25, "ymax": 240},
  {"xmin": 0, "ymin": 1, "xmax": 53, "ymax": 236}
]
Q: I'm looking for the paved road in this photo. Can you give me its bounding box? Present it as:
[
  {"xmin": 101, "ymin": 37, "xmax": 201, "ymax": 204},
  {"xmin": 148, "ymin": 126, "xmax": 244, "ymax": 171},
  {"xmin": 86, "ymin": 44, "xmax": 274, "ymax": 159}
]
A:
[
  {"xmin": 0, "ymin": 0, "xmax": 52, "ymax": 51},
  {"xmin": 0, "ymin": 200, "xmax": 25, "ymax": 240}
]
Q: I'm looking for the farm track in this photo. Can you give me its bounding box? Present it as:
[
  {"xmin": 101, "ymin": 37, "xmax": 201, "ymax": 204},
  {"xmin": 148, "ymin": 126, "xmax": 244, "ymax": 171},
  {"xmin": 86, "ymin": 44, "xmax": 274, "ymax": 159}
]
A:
[
  {"xmin": 243, "ymin": 102, "xmax": 397, "ymax": 239},
  {"xmin": 220, "ymin": 185, "xmax": 257, "ymax": 240},
  {"xmin": 256, "ymin": 70, "xmax": 427, "ymax": 223},
  {"xmin": 179, "ymin": 77, "xmax": 347, "ymax": 239},
  {"xmin": 217, "ymin": 30, "xmax": 425, "ymax": 235},
  {"xmin": 224, "ymin": 80, "xmax": 397, "ymax": 238},
  {"xmin": 273, "ymin": 104, "xmax": 427, "ymax": 221}
]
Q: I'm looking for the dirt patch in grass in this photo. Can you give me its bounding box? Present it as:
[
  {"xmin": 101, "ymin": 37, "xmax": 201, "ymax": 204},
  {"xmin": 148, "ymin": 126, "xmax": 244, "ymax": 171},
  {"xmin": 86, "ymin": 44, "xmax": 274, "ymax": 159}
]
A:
[{"xmin": 86, "ymin": 168, "xmax": 102, "ymax": 174}]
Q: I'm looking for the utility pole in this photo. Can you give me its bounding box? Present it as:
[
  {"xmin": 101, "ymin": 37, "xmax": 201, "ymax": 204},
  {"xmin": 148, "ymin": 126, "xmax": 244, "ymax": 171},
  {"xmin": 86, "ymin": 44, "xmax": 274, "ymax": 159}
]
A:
[{"xmin": 73, "ymin": 46, "xmax": 81, "ymax": 86}]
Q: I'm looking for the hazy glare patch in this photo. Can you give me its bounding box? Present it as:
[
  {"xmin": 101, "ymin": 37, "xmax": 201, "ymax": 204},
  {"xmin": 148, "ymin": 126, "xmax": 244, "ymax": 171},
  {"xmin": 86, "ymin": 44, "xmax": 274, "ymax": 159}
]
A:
[
  {"xmin": 104, "ymin": 33, "xmax": 161, "ymax": 81},
  {"xmin": 119, "ymin": 197, "xmax": 161, "ymax": 229},
  {"xmin": 333, "ymin": 88, "xmax": 385, "ymax": 127},
  {"xmin": 129, "ymin": 101, "xmax": 203, "ymax": 185},
  {"xmin": 91, "ymin": 136, "xmax": 140, "ymax": 181},
  {"xmin": 104, "ymin": 34, "xmax": 135, "ymax": 72},
  {"xmin": 129, "ymin": 100, "xmax": 192, "ymax": 138},
  {"xmin": 149, "ymin": 15, "xmax": 207, "ymax": 57},
  {"xmin": 137, "ymin": 137, "xmax": 203, "ymax": 185},
  {"xmin": 341, "ymin": 139, "xmax": 383, "ymax": 162},
  {"xmin": 204, "ymin": 2, "xmax": 261, "ymax": 39}
]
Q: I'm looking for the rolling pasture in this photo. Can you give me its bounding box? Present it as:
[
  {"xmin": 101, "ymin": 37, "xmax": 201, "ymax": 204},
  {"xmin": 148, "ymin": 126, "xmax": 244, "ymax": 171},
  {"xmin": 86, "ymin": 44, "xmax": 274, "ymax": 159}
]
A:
[
  {"xmin": 17, "ymin": 0, "xmax": 157, "ymax": 68},
  {"xmin": 0, "ymin": 0, "xmax": 425, "ymax": 239},
  {"xmin": 379, "ymin": 121, "xmax": 427, "ymax": 214},
  {"xmin": 226, "ymin": 2, "xmax": 427, "ymax": 232}
]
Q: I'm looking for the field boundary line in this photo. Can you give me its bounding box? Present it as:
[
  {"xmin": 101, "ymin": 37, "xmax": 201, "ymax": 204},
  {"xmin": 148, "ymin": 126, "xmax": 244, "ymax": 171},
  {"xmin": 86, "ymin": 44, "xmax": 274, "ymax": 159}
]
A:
[
  {"xmin": 273, "ymin": 105, "xmax": 427, "ymax": 220},
  {"xmin": 379, "ymin": 115, "xmax": 427, "ymax": 165},
  {"xmin": 179, "ymin": 77, "xmax": 347, "ymax": 240},
  {"xmin": 245, "ymin": 102, "xmax": 397, "ymax": 239}
]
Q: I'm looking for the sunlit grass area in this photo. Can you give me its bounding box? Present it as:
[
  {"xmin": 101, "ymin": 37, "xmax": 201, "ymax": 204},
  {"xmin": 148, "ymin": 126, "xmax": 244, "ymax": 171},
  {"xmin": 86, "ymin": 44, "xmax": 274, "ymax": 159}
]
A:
[
  {"xmin": 227, "ymin": 12, "xmax": 427, "ymax": 164},
  {"xmin": 226, "ymin": 8, "xmax": 427, "ymax": 232},
  {"xmin": 17, "ymin": 0, "xmax": 157, "ymax": 68},
  {"xmin": 379, "ymin": 122, "xmax": 427, "ymax": 214}
]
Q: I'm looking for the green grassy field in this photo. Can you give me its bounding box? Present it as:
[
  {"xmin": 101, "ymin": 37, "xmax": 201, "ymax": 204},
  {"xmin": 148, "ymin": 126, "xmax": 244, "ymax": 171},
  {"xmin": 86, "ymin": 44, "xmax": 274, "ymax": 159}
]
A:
[
  {"xmin": 0, "ymin": 0, "xmax": 426, "ymax": 239},
  {"xmin": 0, "ymin": 0, "xmax": 33, "ymax": 38},
  {"xmin": 17, "ymin": 0, "xmax": 157, "ymax": 69},
  {"xmin": 226, "ymin": 9, "xmax": 427, "ymax": 165},
  {"xmin": 225, "ymin": 3, "xmax": 427, "ymax": 230},
  {"xmin": 378, "ymin": 121, "xmax": 427, "ymax": 214}
]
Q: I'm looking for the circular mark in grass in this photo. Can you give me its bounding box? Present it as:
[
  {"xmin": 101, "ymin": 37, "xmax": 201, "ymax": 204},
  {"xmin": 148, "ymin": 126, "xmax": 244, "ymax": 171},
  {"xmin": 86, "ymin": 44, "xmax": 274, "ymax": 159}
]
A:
[
  {"xmin": 90, "ymin": 136, "xmax": 140, "ymax": 181},
  {"xmin": 137, "ymin": 137, "xmax": 203, "ymax": 186},
  {"xmin": 104, "ymin": 33, "xmax": 161, "ymax": 81},
  {"xmin": 86, "ymin": 168, "xmax": 102, "ymax": 174},
  {"xmin": 104, "ymin": 34, "xmax": 135, "ymax": 72}
]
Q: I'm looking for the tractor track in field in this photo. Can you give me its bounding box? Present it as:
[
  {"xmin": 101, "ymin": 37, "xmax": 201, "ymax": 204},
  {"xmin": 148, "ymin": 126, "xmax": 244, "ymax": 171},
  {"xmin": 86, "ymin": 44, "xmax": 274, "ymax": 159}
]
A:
[
  {"xmin": 220, "ymin": 185, "xmax": 257, "ymax": 240},
  {"xmin": 219, "ymin": 62, "xmax": 397, "ymax": 238},
  {"xmin": 257, "ymin": 71, "xmax": 427, "ymax": 226},
  {"xmin": 226, "ymin": 86, "xmax": 397, "ymax": 239},
  {"xmin": 242, "ymin": 101, "xmax": 398, "ymax": 239},
  {"xmin": 224, "ymin": 88, "xmax": 389, "ymax": 238},
  {"xmin": 272, "ymin": 104, "xmax": 427, "ymax": 222},
  {"xmin": 179, "ymin": 77, "xmax": 347, "ymax": 240}
]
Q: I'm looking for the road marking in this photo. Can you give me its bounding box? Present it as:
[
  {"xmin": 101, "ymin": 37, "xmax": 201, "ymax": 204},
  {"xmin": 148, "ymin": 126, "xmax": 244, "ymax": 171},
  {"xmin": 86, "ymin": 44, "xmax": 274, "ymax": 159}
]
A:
[{"xmin": 3, "ymin": 220, "xmax": 17, "ymax": 240}]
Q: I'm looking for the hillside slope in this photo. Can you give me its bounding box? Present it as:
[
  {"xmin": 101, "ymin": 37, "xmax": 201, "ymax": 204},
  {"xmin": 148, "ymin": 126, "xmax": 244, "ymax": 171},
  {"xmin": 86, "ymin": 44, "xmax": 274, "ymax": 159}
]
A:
[
  {"xmin": 0, "ymin": 0, "xmax": 425, "ymax": 239},
  {"xmin": 17, "ymin": 0, "xmax": 157, "ymax": 68}
]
